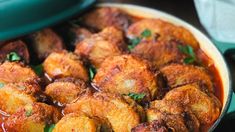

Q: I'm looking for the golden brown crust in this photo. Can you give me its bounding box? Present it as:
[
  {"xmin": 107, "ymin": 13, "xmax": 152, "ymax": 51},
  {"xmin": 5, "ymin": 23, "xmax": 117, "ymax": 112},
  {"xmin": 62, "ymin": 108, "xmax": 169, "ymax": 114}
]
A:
[
  {"xmin": 93, "ymin": 55, "xmax": 158, "ymax": 101},
  {"xmin": 0, "ymin": 40, "xmax": 30, "ymax": 63},
  {"xmin": 0, "ymin": 62, "xmax": 39, "ymax": 84},
  {"xmin": 164, "ymin": 83, "xmax": 221, "ymax": 125},
  {"xmin": 75, "ymin": 26, "xmax": 126, "ymax": 68},
  {"xmin": 148, "ymin": 100, "xmax": 200, "ymax": 132},
  {"xmin": 53, "ymin": 113, "xmax": 112, "ymax": 132},
  {"xmin": 64, "ymin": 92, "xmax": 144, "ymax": 132},
  {"xmin": 82, "ymin": 7, "xmax": 131, "ymax": 31},
  {"xmin": 131, "ymin": 120, "xmax": 168, "ymax": 132},
  {"xmin": 5, "ymin": 102, "xmax": 61, "ymax": 132},
  {"xmin": 43, "ymin": 51, "xmax": 89, "ymax": 81},
  {"xmin": 28, "ymin": 28, "xmax": 65, "ymax": 60},
  {"xmin": 127, "ymin": 19, "xmax": 199, "ymax": 49},
  {"xmin": 160, "ymin": 63, "xmax": 214, "ymax": 92},
  {"xmin": 45, "ymin": 78, "xmax": 87, "ymax": 105},
  {"xmin": 132, "ymin": 40, "xmax": 186, "ymax": 68}
]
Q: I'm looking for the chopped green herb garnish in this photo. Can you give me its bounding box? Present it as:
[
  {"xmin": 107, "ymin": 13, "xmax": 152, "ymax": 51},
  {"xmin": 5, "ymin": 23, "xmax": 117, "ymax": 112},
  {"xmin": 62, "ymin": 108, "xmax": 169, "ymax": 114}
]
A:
[
  {"xmin": 128, "ymin": 29, "xmax": 152, "ymax": 50},
  {"xmin": 89, "ymin": 66, "xmax": 96, "ymax": 80},
  {"xmin": 6, "ymin": 52, "xmax": 21, "ymax": 62},
  {"xmin": 25, "ymin": 109, "xmax": 32, "ymax": 117},
  {"xmin": 128, "ymin": 93, "xmax": 145, "ymax": 101},
  {"xmin": 177, "ymin": 45, "xmax": 196, "ymax": 64},
  {"xmin": 141, "ymin": 29, "xmax": 152, "ymax": 38},
  {"xmin": 31, "ymin": 64, "xmax": 43, "ymax": 76},
  {"xmin": 0, "ymin": 83, "xmax": 4, "ymax": 88},
  {"xmin": 44, "ymin": 124, "xmax": 55, "ymax": 132}
]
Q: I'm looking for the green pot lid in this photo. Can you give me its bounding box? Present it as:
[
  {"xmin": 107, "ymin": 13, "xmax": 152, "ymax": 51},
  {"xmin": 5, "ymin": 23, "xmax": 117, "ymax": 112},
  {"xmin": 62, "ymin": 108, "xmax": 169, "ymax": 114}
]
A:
[{"xmin": 0, "ymin": 0, "xmax": 96, "ymax": 41}]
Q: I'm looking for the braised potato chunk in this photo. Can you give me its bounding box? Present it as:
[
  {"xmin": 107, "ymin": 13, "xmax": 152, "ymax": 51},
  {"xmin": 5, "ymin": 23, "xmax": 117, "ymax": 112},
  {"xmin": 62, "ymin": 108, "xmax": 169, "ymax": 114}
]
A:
[
  {"xmin": 93, "ymin": 55, "xmax": 158, "ymax": 101},
  {"xmin": 0, "ymin": 83, "xmax": 38, "ymax": 114},
  {"xmin": 0, "ymin": 62, "xmax": 39, "ymax": 84},
  {"xmin": 127, "ymin": 19, "xmax": 199, "ymax": 49},
  {"xmin": 5, "ymin": 103, "xmax": 61, "ymax": 132},
  {"xmin": 64, "ymin": 92, "xmax": 144, "ymax": 132},
  {"xmin": 53, "ymin": 113, "xmax": 112, "ymax": 132},
  {"xmin": 75, "ymin": 26, "xmax": 126, "ymax": 68},
  {"xmin": 164, "ymin": 84, "xmax": 221, "ymax": 124},
  {"xmin": 160, "ymin": 64, "xmax": 214, "ymax": 92},
  {"xmin": 132, "ymin": 40, "xmax": 187, "ymax": 68},
  {"xmin": 45, "ymin": 78, "xmax": 87, "ymax": 105},
  {"xmin": 131, "ymin": 120, "xmax": 168, "ymax": 132},
  {"xmin": 82, "ymin": 7, "xmax": 131, "ymax": 31},
  {"xmin": 43, "ymin": 51, "xmax": 89, "ymax": 81},
  {"xmin": 147, "ymin": 100, "xmax": 200, "ymax": 132},
  {"xmin": 0, "ymin": 40, "xmax": 30, "ymax": 63},
  {"xmin": 27, "ymin": 28, "xmax": 64, "ymax": 60}
]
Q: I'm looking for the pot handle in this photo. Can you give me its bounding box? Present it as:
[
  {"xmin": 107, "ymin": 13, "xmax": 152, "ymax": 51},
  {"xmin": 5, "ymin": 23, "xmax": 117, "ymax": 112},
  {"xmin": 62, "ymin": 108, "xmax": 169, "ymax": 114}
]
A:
[{"xmin": 214, "ymin": 40, "xmax": 235, "ymax": 114}]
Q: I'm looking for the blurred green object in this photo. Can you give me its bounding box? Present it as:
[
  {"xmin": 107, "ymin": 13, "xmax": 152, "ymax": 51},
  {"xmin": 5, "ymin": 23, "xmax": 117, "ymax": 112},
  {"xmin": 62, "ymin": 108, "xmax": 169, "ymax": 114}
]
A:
[{"xmin": 0, "ymin": 0, "xmax": 96, "ymax": 41}]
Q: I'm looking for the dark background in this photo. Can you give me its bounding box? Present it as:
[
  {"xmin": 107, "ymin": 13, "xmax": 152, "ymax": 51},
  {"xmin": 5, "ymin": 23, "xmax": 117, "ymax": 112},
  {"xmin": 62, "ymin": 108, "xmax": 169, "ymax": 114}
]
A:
[{"xmin": 98, "ymin": 0, "xmax": 235, "ymax": 131}]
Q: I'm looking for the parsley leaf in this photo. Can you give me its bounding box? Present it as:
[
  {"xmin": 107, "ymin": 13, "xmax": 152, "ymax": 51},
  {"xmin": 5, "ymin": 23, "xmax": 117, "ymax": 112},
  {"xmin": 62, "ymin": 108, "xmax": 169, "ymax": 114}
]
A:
[
  {"xmin": 177, "ymin": 45, "xmax": 196, "ymax": 64},
  {"xmin": 128, "ymin": 29, "xmax": 152, "ymax": 50},
  {"xmin": 44, "ymin": 124, "xmax": 55, "ymax": 132},
  {"xmin": 6, "ymin": 52, "xmax": 21, "ymax": 62},
  {"xmin": 89, "ymin": 66, "xmax": 96, "ymax": 80},
  {"xmin": 0, "ymin": 82, "xmax": 4, "ymax": 88},
  {"xmin": 141, "ymin": 29, "xmax": 152, "ymax": 38},
  {"xmin": 128, "ymin": 93, "xmax": 145, "ymax": 101},
  {"xmin": 31, "ymin": 64, "xmax": 43, "ymax": 76}
]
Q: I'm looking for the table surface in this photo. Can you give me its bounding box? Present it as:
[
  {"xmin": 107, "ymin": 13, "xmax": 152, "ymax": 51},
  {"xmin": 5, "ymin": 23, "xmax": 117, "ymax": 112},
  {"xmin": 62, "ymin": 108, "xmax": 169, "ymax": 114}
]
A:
[{"xmin": 98, "ymin": 0, "xmax": 235, "ymax": 131}]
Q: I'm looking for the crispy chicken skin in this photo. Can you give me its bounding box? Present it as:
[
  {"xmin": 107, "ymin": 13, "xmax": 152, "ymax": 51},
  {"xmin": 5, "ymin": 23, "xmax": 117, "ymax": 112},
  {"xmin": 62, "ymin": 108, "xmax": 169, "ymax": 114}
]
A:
[
  {"xmin": 131, "ymin": 120, "xmax": 168, "ymax": 132},
  {"xmin": 82, "ymin": 7, "xmax": 131, "ymax": 31},
  {"xmin": 75, "ymin": 26, "xmax": 126, "ymax": 68},
  {"xmin": 27, "ymin": 28, "xmax": 64, "ymax": 61},
  {"xmin": 132, "ymin": 40, "xmax": 186, "ymax": 68},
  {"xmin": 5, "ymin": 102, "xmax": 61, "ymax": 132},
  {"xmin": 0, "ymin": 83, "xmax": 38, "ymax": 114},
  {"xmin": 160, "ymin": 64, "xmax": 214, "ymax": 92},
  {"xmin": 53, "ymin": 113, "xmax": 112, "ymax": 132},
  {"xmin": 69, "ymin": 26, "xmax": 92, "ymax": 46},
  {"xmin": 164, "ymin": 83, "xmax": 221, "ymax": 125},
  {"xmin": 127, "ymin": 19, "xmax": 199, "ymax": 49},
  {"xmin": 0, "ymin": 62, "xmax": 39, "ymax": 84},
  {"xmin": 45, "ymin": 78, "xmax": 87, "ymax": 105},
  {"xmin": 147, "ymin": 100, "xmax": 200, "ymax": 132},
  {"xmin": 43, "ymin": 51, "xmax": 89, "ymax": 81},
  {"xmin": 64, "ymin": 92, "xmax": 144, "ymax": 132},
  {"xmin": 93, "ymin": 55, "xmax": 158, "ymax": 101},
  {"xmin": 0, "ymin": 40, "xmax": 30, "ymax": 63}
]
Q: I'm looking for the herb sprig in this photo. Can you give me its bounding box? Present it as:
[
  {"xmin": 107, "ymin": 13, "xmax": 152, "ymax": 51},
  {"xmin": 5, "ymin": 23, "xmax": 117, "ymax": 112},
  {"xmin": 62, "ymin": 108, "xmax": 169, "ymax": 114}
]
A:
[
  {"xmin": 31, "ymin": 64, "xmax": 43, "ymax": 76},
  {"xmin": 127, "ymin": 93, "xmax": 146, "ymax": 101},
  {"xmin": 89, "ymin": 65, "xmax": 96, "ymax": 80},
  {"xmin": 44, "ymin": 124, "xmax": 55, "ymax": 132},
  {"xmin": 177, "ymin": 45, "xmax": 196, "ymax": 64},
  {"xmin": 128, "ymin": 29, "xmax": 152, "ymax": 50},
  {"xmin": 6, "ymin": 52, "xmax": 21, "ymax": 62}
]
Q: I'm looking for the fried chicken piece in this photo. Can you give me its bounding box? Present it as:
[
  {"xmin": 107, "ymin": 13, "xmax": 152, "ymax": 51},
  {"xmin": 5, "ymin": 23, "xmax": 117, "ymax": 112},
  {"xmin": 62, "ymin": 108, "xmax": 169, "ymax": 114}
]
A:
[
  {"xmin": 64, "ymin": 92, "xmax": 144, "ymax": 132},
  {"xmin": 0, "ymin": 40, "xmax": 30, "ymax": 63},
  {"xmin": 0, "ymin": 62, "xmax": 39, "ymax": 84},
  {"xmin": 5, "ymin": 102, "xmax": 61, "ymax": 132},
  {"xmin": 45, "ymin": 77, "xmax": 87, "ymax": 105},
  {"xmin": 27, "ymin": 28, "xmax": 64, "ymax": 61},
  {"xmin": 164, "ymin": 83, "xmax": 221, "ymax": 124},
  {"xmin": 131, "ymin": 120, "xmax": 168, "ymax": 132},
  {"xmin": 75, "ymin": 26, "xmax": 126, "ymax": 68},
  {"xmin": 160, "ymin": 64, "xmax": 213, "ymax": 92},
  {"xmin": 82, "ymin": 7, "xmax": 131, "ymax": 31},
  {"xmin": 147, "ymin": 100, "xmax": 200, "ymax": 132},
  {"xmin": 43, "ymin": 51, "xmax": 88, "ymax": 81},
  {"xmin": 132, "ymin": 40, "xmax": 186, "ymax": 68},
  {"xmin": 53, "ymin": 113, "xmax": 112, "ymax": 132},
  {"xmin": 93, "ymin": 55, "xmax": 159, "ymax": 101},
  {"xmin": 127, "ymin": 19, "xmax": 199, "ymax": 49}
]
